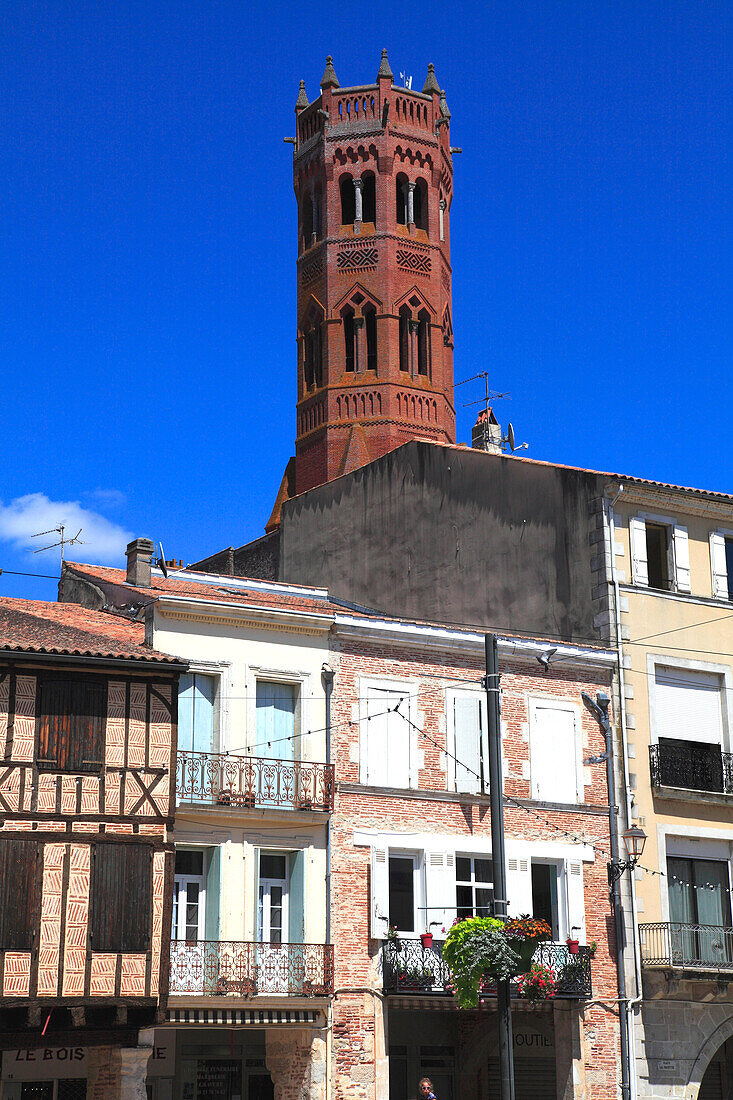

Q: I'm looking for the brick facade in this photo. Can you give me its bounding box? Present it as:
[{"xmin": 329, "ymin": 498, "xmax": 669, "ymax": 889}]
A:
[{"xmin": 328, "ymin": 629, "xmax": 621, "ymax": 1099}]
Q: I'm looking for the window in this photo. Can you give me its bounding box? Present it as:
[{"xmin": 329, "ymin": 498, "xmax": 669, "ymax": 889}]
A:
[
  {"xmin": 652, "ymin": 666, "xmax": 726, "ymax": 792},
  {"xmin": 389, "ymin": 854, "xmax": 419, "ymax": 934},
  {"xmin": 301, "ymin": 193, "xmax": 313, "ymax": 251},
  {"xmin": 365, "ymin": 306, "xmax": 377, "ymax": 372},
  {"xmin": 37, "ymin": 676, "xmax": 106, "ymax": 773},
  {"xmin": 172, "ymin": 849, "xmax": 206, "ymax": 941},
  {"xmin": 447, "ymin": 692, "xmax": 488, "ymax": 794},
  {"xmin": 668, "ymin": 857, "xmax": 733, "ymax": 965},
  {"xmin": 343, "ymin": 307, "xmax": 355, "ymax": 372},
  {"xmin": 395, "ymin": 173, "xmax": 408, "ymax": 225},
  {"xmin": 258, "ymin": 852, "xmax": 289, "ymax": 945},
  {"xmin": 414, "ymin": 178, "xmax": 428, "ymax": 232},
  {"xmin": 456, "ymin": 855, "xmax": 493, "ymax": 919},
  {"xmin": 529, "ymin": 699, "xmax": 580, "ymax": 804},
  {"xmin": 0, "ymin": 838, "xmax": 39, "ymax": 949},
  {"xmin": 178, "ymin": 673, "xmax": 217, "ymax": 755},
  {"xmin": 90, "ymin": 843, "xmax": 151, "ymax": 952},
  {"xmin": 340, "ymin": 174, "xmax": 355, "ymax": 225},
  {"xmin": 362, "ymin": 171, "xmax": 376, "ymax": 225},
  {"xmin": 531, "ymin": 862, "xmax": 561, "ymax": 939},
  {"xmin": 417, "ymin": 309, "xmax": 431, "ymax": 375},
  {"xmin": 399, "ymin": 307, "xmax": 410, "ymax": 372},
  {"xmin": 303, "ymin": 309, "xmax": 323, "ymax": 389},
  {"xmin": 710, "ymin": 532, "xmax": 733, "ymax": 600},
  {"xmin": 362, "ymin": 684, "xmax": 414, "ymax": 788},
  {"xmin": 629, "ymin": 516, "xmax": 691, "ymax": 593},
  {"xmin": 255, "ymin": 681, "xmax": 298, "ymax": 761}
]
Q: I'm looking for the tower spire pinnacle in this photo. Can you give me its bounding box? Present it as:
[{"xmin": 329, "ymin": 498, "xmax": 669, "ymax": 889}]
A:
[
  {"xmin": 295, "ymin": 80, "xmax": 309, "ymax": 109},
  {"xmin": 377, "ymin": 48, "xmax": 393, "ymax": 81},
  {"xmin": 422, "ymin": 63, "xmax": 440, "ymax": 95},
  {"xmin": 320, "ymin": 56, "xmax": 340, "ymax": 89}
]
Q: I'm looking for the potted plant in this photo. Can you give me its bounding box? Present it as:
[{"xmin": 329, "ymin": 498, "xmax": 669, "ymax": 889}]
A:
[
  {"xmin": 420, "ymin": 931, "xmax": 434, "ymax": 950},
  {"xmin": 566, "ymin": 937, "xmax": 580, "ymax": 955},
  {"xmin": 517, "ymin": 963, "xmax": 557, "ymax": 1003},
  {"xmin": 504, "ymin": 916, "xmax": 553, "ymax": 973},
  {"xmin": 386, "ymin": 925, "xmax": 401, "ymax": 951}
]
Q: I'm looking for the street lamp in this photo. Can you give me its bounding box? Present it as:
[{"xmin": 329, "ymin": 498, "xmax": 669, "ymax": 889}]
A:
[{"xmin": 608, "ymin": 824, "xmax": 647, "ymax": 884}]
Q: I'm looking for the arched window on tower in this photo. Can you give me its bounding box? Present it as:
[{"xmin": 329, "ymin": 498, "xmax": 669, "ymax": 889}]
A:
[
  {"xmin": 303, "ymin": 309, "xmax": 323, "ymax": 389},
  {"xmin": 414, "ymin": 178, "xmax": 429, "ymax": 233},
  {"xmin": 395, "ymin": 173, "xmax": 408, "ymax": 225},
  {"xmin": 361, "ymin": 171, "xmax": 376, "ymax": 226},
  {"xmin": 302, "ymin": 192, "xmax": 313, "ymax": 252},
  {"xmin": 343, "ymin": 306, "xmax": 355, "ymax": 372},
  {"xmin": 364, "ymin": 305, "xmax": 377, "ymax": 372},
  {"xmin": 340, "ymin": 174, "xmax": 355, "ymax": 225},
  {"xmin": 417, "ymin": 309, "xmax": 431, "ymax": 376},
  {"xmin": 313, "ymin": 186, "xmax": 322, "ymax": 241},
  {"xmin": 399, "ymin": 306, "xmax": 411, "ymax": 372}
]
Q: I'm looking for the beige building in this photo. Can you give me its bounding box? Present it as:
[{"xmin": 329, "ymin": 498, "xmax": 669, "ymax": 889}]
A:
[{"xmin": 608, "ymin": 478, "xmax": 733, "ymax": 1100}]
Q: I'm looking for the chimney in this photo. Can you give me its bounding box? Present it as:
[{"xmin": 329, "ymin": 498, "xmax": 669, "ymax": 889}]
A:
[
  {"xmin": 472, "ymin": 408, "xmax": 502, "ymax": 454},
  {"xmin": 126, "ymin": 538, "xmax": 155, "ymax": 588}
]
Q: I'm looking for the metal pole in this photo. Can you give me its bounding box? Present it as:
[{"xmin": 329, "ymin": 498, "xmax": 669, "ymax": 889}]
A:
[
  {"xmin": 485, "ymin": 634, "xmax": 515, "ymax": 1100},
  {"xmin": 598, "ymin": 693, "xmax": 631, "ymax": 1100}
]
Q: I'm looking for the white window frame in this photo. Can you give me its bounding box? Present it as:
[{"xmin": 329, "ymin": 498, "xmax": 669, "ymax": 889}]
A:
[
  {"xmin": 528, "ymin": 695, "xmax": 583, "ymax": 805},
  {"xmin": 646, "ymin": 653, "xmax": 732, "ymax": 753},
  {"xmin": 359, "ymin": 677, "xmax": 418, "ymax": 789},
  {"xmin": 445, "ymin": 688, "xmax": 489, "ymax": 795},
  {"xmin": 657, "ymin": 826, "xmax": 733, "ymax": 923},
  {"xmin": 387, "ymin": 849, "xmax": 423, "ymax": 939},
  {"xmin": 172, "ymin": 847, "xmax": 207, "ymax": 942},
  {"xmin": 630, "ymin": 511, "xmax": 691, "ymax": 594},
  {"xmin": 455, "ymin": 853, "xmax": 494, "ymax": 919},
  {"xmin": 257, "ymin": 849, "xmax": 290, "ymax": 944},
  {"xmin": 710, "ymin": 528, "xmax": 733, "ymax": 601}
]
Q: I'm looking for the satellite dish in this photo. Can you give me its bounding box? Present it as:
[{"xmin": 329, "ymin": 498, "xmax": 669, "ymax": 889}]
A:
[
  {"xmin": 507, "ymin": 423, "xmax": 516, "ymax": 452},
  {"xmin": 158, "ymin": 542, "xmax": 168, "ymax": 578}
]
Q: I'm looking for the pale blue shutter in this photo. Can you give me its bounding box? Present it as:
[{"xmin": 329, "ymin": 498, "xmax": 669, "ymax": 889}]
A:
[
  {"xmin": 178, "ymin": 674, "xmax": 195, "ymax": 753},
  {"xmin": 288, "ymin": 850, "xmax": 305, "ymax": 944},
  {"xmin": 205, "ymin": 847, "xmax": 220, "ymax": 941},
  {"xmin": 193, "ymin": 676, "xmax": 215, "ymax": 754},
  {"xmin": 256, "ymin": 682, "xmax": 296, "ymax": 761}
]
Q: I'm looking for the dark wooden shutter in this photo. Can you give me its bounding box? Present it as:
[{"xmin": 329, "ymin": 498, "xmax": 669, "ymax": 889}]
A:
[
  {"xmin": 91, "ymin": 843, "xmax": 151, "ymax": 953},
  {"xmin": 37, "ymin": 678, "xmax": 106, "ymax": 772},
  {"xmin": 0, "ymin": 838, "xmax": 40, "ymax": 950}
]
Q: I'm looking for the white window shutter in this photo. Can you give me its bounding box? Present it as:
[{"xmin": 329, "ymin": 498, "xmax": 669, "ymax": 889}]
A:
[
  {"xmin": 452, "ymin": 696, "xmax": 482, "ymax": 794},
  {"xmin": 710, "ymin": 532, "xmax": 729, "ymax": 599},
  {"xmin": 629, "ymin": 517, "xmax": 648, "ymax": 586},
  {"xmin": 371, "ymin": 846, "xmax": 390, "ymax": 939},
  {"xmin": 530, "ymin": 704, "xmax": 579, "ymax": 805},
  {"xmin": 424, "ymin": 851, "xmax": 456, "ymax": 933},
  {"xmin": 505, "ymin": 857, "xmax": 532, "ymax": 918},
  {"xmin": 672, "ymin": 525, "xmax": 691, "ymax": 593},
  {"xmin": 564, "ymin": 860, "xmax": 586, "ymax": 941}
]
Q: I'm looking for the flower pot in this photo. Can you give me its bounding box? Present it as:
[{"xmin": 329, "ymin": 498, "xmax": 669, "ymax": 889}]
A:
[
  {"xmin": 420, "ymin": 932, "xmax": 433, "ymax": 950},
  {"xmin": 513, "ymin": 937, "xmax": 542, "ymax": 975},
  {"xmin": 566, "ymin": 939, "xmax": 580, "ymax": 955}
]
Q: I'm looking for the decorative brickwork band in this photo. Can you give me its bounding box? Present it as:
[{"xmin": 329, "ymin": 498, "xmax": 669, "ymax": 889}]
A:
[
  {"xmin": 336, "ymin": 247, "xmax": 378, "ymax": 271},
  {"xmin": 396, "ymin": 249, "xmax": 431, "ymax": 275},
  {"xmin": 300, "ymin": 257, "xmax": 324, "ymax": 284}
]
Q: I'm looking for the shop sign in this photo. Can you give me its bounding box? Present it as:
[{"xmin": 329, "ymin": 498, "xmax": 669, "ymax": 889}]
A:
[{"xmin": 2, "ymin": 1031, "xmax": 175, "ymax": 1081}]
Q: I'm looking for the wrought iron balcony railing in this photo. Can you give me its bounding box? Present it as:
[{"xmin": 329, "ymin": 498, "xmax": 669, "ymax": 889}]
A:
[
  {"xmin": 640, "ymin": 923, "xmax": 733, "ymax": 971},
  {"xmin": 169, "ymin": 940, "xmax": 334, "ymax": 996},
  {"xmin": 382, "ymin": 939, "xmax": 592, "ymax": 998},
  {"xmin": 649, "ymin": 740, "xmax": 733, "ymax": 795},
  {"xmin": 176, "ymin": 751, "xmax": 335, "ymax": 812}
]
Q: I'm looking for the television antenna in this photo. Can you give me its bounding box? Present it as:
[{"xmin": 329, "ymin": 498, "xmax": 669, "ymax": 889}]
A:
[{"xmin": 29, "ymin": 524, "xmax": 85, "ymax": 566}]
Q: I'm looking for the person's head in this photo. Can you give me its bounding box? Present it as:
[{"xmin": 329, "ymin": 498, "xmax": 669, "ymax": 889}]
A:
[{"xmin": 419, "ymin": 1079, "xmax": 434, "ymax": 1096}]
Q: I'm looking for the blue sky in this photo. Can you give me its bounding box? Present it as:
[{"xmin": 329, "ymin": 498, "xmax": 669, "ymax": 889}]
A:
[{"xmin": 1, "ymin": 1, "xmax": 730, "ymax": 601}]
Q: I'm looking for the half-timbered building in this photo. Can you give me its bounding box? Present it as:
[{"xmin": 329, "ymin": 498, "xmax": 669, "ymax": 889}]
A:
[{"xmin": 0, "ymin": 597, "xmax": 186, "ymax": 1100}]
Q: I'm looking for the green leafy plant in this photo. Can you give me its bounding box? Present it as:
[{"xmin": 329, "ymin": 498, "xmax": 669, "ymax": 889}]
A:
[{"xmin": 441, "ymin": 917, "xmax": 521, "ymax": 1008}]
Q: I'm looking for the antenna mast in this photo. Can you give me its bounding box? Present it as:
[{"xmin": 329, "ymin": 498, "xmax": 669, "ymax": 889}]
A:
[{"xmin": 30, "ymin": 525, "xmax": 85, "ymax": 568}]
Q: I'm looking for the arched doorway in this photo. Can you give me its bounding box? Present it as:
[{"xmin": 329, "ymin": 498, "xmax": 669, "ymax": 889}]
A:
[{"xmin": 699, "ymin": 1037, "xmax": 733, "ymax": 1100}]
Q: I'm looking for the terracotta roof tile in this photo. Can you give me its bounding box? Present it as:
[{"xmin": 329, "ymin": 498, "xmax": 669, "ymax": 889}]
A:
[{"xmin": 0, "ymin": 598, "xmax": 180, "ymax": 664}]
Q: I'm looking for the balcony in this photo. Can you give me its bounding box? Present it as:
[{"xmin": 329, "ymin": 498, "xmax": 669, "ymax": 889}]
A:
[
  {"xmin": 640, "ymin": 923, "xmax": 733, "ymax": 972},
  {"xmin": 649, "ymin": 740, "xmax": 733, "ymax": 796},
  {"xmin": 382, "ymin": 939, "xmax": 592, "ymax": 998},
  {"xmin": 176, "ymin": 751, "xmax": 335, "ymax": 812},
  {"xmin": 169, "ymin": 940, "xmax": 334, "ymax": 996}
]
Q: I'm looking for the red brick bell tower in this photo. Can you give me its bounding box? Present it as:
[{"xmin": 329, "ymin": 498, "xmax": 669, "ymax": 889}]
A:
[{"xmin": 285, "ymin": 50, "xmax": 457, "ymax": 501}]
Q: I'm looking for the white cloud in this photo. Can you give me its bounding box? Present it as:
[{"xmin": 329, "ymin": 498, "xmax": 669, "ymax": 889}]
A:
[
  {"xmin": 84, "ymin": 488, "xmax": 128, "ymax": 511},
  {"xmin": 0, "ymin": 493, "xmax": 133, "ymax": 565}
]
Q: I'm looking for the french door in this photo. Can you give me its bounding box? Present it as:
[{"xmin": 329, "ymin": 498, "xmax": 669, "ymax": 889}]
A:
[
  {"xmin": 668, "ymin": 857, "xmax": 733, "ymax": 966},
  {"xmin": 257, "ymin": 853, "xmax": 290, "ymax": 993}
]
